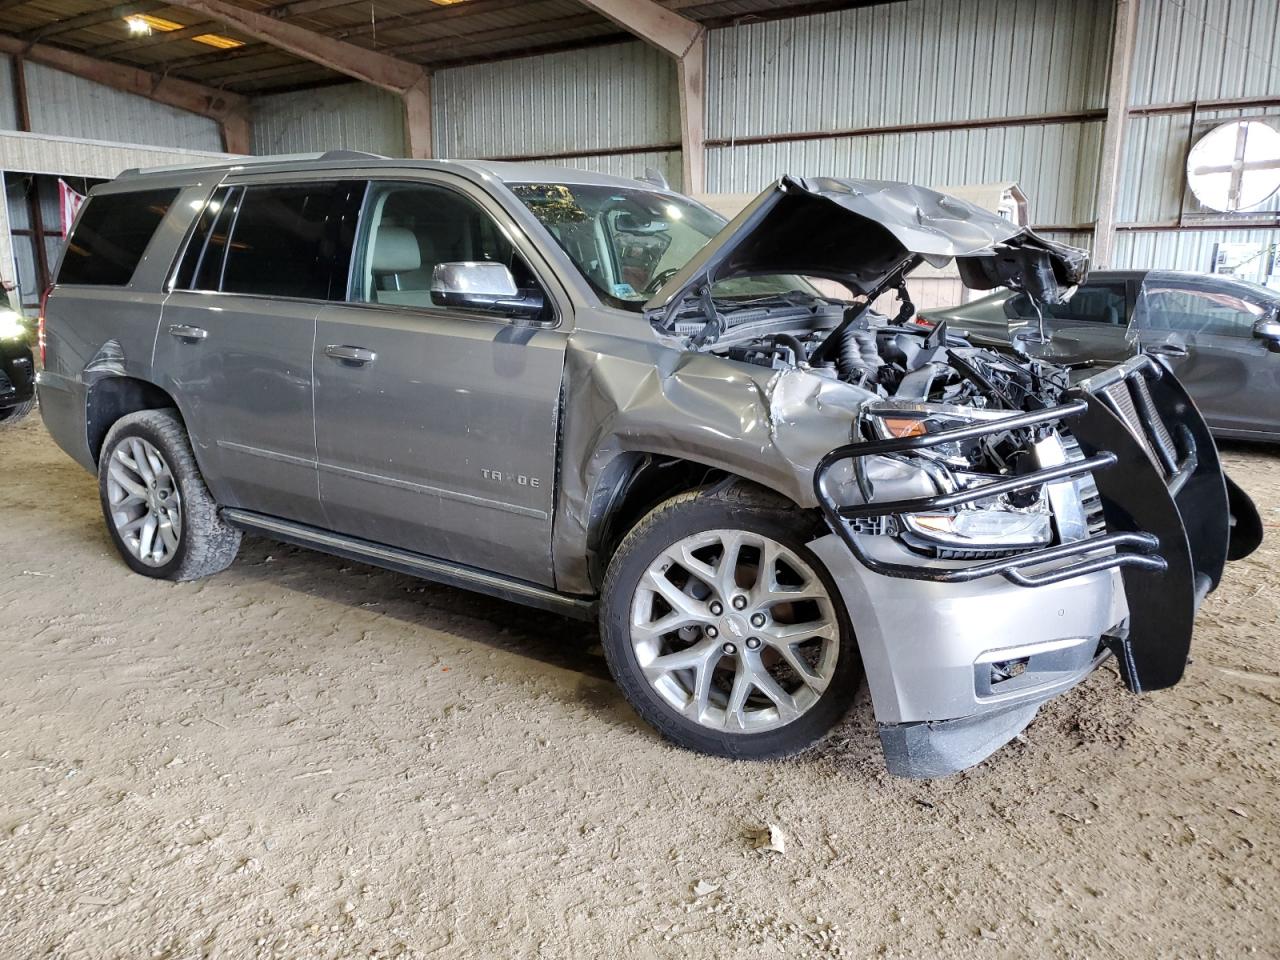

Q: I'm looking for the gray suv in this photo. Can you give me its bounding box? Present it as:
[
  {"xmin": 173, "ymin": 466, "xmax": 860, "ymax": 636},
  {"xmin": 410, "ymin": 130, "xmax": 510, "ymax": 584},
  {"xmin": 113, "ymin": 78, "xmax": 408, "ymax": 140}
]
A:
[{"xmin": 38, "ymin": 154, "xmax": 1262, "ymax": 778}]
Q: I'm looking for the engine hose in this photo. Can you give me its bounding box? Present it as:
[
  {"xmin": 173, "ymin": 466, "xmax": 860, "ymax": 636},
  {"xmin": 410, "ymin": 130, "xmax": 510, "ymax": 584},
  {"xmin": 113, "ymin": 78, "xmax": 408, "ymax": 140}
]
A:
[
  {"xmin": 837, "ymin": 328, "xmax": 881, "ymax": 382},
  {"xmin": 766, "ymin": 333, "xmax": 808, "ymax": 364}
]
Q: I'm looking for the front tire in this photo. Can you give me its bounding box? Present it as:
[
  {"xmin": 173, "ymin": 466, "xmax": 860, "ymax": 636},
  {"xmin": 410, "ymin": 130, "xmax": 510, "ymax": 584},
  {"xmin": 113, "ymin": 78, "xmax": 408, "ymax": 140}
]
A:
[
  {"xmin": 98, "ymin": 409, "xmax": 241, "ymax": 581},
  {"xmin": 600, "ymin": 483, "xmax": 861, "ymax": 759}
]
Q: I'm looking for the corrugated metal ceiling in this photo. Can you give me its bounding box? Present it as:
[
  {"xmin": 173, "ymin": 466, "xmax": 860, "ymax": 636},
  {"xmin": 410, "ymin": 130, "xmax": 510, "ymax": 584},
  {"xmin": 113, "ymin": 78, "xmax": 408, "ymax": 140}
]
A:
[{"xmin": 0, "ymin": 0, "xmax": 894, "ymax": 95}]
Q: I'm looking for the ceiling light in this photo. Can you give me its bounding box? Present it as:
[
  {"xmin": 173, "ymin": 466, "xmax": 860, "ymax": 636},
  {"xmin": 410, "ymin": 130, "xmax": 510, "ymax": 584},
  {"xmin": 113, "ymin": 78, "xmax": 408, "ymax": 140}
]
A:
[
  {"xmin": 429, "ymin": 0, "xmax": 470, "ymax": 5},
  {"xmin": 191, "ymin": 33, "xmax": 245, "ymax": 50},
  {"xmin": 125, "ymin": 13, "xmax": 184, "ymax": 34}
]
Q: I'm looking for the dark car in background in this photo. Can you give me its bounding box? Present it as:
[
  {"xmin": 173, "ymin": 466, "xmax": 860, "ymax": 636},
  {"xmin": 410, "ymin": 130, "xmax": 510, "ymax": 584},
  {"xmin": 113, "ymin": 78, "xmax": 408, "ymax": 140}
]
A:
[
  {"xmin": 924, "ymin": 270, "xmax": 1280, "ymax": 442},
  {"xmin": 0, "ymin": 306, "xmax": 35, "ymax": 426}
]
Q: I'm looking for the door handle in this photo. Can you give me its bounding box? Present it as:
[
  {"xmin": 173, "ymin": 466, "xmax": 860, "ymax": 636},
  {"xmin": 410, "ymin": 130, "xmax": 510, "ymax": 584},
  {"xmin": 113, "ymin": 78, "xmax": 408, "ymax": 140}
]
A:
[
  {"xmin": 168, "ymin": 323, "xmax": 208, "ymax": 341},
  {"xmin": 325, "ymin": 344, "xmax": 377, "ymax": 365}
]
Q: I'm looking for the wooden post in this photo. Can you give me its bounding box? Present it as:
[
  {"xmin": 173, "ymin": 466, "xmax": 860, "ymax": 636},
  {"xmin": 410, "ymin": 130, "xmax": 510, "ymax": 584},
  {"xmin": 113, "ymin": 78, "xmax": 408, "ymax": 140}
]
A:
[
  {"xmin": 1093, "ymin": 0, "xmax": 1140, "ymax": 268},
  {"xmin": 577, "ymin": 0, "xmax": 707, "ymax": 193}
]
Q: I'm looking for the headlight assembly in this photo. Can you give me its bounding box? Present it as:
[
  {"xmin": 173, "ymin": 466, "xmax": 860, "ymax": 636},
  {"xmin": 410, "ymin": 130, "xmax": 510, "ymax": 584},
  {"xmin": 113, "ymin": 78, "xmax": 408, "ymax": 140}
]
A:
[{"xmin": 853, "ymin": 402, "xmax": 1057, "ymax": 556}]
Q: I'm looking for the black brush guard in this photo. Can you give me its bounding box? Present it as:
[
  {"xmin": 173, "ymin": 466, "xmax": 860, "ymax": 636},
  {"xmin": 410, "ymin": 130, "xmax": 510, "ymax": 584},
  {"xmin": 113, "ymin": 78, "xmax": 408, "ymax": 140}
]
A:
[{"xmin": 814, "ymin": 354, "xmax": 1262, "ymax": 693}]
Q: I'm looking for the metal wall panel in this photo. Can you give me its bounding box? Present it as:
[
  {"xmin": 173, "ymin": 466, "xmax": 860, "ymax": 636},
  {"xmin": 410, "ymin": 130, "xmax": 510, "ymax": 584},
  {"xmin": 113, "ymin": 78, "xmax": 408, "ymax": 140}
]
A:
[
  {"xmin": 1129, "ymin": 0, "xmax": 1280, "ymax": 106},
  {"xmin": 1113, "ymin": 227, "xmax": 1280, "ymax": 272},
  {"xmin": 433, "ymin": 41, "xmax": 678, "ymax": 159},
  {"xmin": 0, "ymin": 54, "xmax": 16, "ymax": 131},
  {"xmin": 252, "ymin": 83, "xmax": 407, "ymax": 157},
  {"xmin": 546, "ymin": 150, "xmax": 682, "ymax": 187},
  {"xmin": 0, "ymin": 130, "xmax": 227, "ymax": 179},
  {"xmin": 707, "ymin": 0, "xmax": 1113, "ymax": 140},
  {"xmin": 708, "ymin": 120, "xmax": 1104, "ymax": 227},
  {"xmin": 23, "ymin": 61, "xmax": 222, "ymax": 151}
]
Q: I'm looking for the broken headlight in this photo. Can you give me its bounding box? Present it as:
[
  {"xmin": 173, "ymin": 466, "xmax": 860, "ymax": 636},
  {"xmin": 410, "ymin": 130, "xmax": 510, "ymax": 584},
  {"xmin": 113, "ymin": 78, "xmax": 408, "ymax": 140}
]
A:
[{"xmin": 856, "ymin": 405, "xmax": 1055, "ymax": 557}]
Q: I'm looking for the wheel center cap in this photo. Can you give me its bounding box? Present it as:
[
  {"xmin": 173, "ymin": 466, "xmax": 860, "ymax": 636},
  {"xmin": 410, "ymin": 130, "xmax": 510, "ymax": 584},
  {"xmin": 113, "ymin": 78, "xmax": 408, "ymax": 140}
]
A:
[{"xmin": 722, "ymin": 614, "xmax": 749, "ymax": 640}]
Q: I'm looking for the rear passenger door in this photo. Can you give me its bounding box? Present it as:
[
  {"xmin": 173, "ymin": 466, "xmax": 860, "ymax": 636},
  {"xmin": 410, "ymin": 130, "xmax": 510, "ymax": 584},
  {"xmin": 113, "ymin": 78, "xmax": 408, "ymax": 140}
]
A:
[
  {"xmin": 311, "ymin": 176, "xmax": 567, "ymax": 585},
  {"xmin": 154, "ymin": 178, "xmax": 363, "ymax": 526}
]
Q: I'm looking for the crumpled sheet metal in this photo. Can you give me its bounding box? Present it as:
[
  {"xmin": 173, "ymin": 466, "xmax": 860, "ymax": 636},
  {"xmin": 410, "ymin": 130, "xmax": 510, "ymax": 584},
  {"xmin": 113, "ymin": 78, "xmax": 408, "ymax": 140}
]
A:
[
  {"xmin": 790, "ymin": 176, "xmax": 1028, "ymax": 262},
  {"xmin": 552, "ymin": 331, "xmax": 873, "ymax": 594}
]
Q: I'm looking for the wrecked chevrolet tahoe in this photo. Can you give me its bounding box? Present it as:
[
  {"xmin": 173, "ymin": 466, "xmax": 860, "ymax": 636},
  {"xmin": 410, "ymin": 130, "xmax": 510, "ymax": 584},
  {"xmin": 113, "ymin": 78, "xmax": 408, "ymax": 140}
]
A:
[{"xmin": 38, "ymin": 154, "xmax": 1263, "ymax": 777}]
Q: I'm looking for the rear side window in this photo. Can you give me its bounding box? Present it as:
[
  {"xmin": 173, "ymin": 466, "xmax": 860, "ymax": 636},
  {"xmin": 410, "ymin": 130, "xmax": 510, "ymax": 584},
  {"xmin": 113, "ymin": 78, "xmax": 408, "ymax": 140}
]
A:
[
  {"xmin": 175, "ymin": 181, "xmax": 363, "ymax": 300},
  {"xmin": 58, "ymin": 188, "xmax": 178, "ymax": 286}
]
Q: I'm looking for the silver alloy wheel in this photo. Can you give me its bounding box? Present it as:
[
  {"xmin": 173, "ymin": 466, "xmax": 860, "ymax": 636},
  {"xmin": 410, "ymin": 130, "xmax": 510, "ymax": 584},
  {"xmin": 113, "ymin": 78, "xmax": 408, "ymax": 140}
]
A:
[
  {"xmin": 106, "ymin": 436, "xmax": 182, "ymax": 567},
  {"xmin": 630, "ymin": 529, "xmax": 839, "ymax": 733}
]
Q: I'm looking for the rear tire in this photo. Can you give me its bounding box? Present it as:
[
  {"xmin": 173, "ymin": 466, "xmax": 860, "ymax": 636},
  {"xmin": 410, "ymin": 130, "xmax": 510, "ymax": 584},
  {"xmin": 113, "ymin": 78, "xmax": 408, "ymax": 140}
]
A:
[
  {"xmin": 98, "ymin": 409, "xmax": 241, "ymax": 581},
  {"xmin": 600, "ymin": 482, "xmax": 861, "ymax": 759}
]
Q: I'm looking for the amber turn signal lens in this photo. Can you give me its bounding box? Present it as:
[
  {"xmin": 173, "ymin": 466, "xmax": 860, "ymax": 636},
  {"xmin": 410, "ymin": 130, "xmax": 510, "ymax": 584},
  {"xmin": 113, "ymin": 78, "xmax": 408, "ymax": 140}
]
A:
[{"xmin": 881, "ymin": 416, "xmax": 928, "ymax": 438}]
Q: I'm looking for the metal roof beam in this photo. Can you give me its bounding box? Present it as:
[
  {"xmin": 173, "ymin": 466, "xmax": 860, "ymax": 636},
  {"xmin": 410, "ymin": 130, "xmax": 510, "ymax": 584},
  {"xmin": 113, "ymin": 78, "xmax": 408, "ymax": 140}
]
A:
[
  {"xmin": 576, "ymin": 0, "xmax": 705, "ymax": 191},
  {"xmin": 164, "ymin": 0, "xmax": 432, "ymax": 158}
]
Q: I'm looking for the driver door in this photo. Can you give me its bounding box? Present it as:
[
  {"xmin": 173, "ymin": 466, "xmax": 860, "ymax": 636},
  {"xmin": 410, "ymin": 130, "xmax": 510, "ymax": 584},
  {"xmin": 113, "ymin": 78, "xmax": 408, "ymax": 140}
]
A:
[{"xmin": 311, "ymin": 176, "xmax": 568, "ymax": 585}]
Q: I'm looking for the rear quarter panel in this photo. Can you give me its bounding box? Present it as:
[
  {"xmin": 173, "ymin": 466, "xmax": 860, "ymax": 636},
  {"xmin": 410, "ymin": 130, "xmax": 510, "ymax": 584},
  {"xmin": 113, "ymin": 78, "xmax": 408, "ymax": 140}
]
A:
[{"xmin": 39, "ymin": 180, "xmax": 213, "ymax": 469}]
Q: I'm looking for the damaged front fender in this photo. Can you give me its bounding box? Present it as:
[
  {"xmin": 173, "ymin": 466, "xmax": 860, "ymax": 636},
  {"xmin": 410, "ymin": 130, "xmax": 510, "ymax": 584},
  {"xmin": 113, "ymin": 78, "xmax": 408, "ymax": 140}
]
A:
[{"xmin": 551, "ymin": 331, "xmax": 872, "ymax": 594}]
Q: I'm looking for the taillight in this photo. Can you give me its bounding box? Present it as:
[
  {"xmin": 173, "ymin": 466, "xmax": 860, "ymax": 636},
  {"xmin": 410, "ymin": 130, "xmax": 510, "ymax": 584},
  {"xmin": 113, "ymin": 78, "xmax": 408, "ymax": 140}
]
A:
[
  {"xmin": 38, "ymin": 284, "xmax": 51, "ymax": 365},
  {"xmin": 912, "ymin": 315, "xmax": 934, "ymax": 328}
]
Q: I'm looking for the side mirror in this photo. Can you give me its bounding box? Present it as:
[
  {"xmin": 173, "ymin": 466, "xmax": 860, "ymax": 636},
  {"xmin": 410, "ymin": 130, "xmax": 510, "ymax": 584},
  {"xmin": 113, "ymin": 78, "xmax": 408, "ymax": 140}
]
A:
[
  {"xmin": 1253, "ymin": 315, "xmax": 1280, "ymax": 347},
  {"xmin": 430, "ymin": 262, "xmax": 544, "ymax": 319}
]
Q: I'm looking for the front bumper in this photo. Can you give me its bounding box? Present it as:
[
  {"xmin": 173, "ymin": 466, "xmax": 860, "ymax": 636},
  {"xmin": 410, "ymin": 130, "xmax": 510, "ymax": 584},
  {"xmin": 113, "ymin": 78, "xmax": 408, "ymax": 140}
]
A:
[{"xmin": 811, "ymin": 354, "xmax": 1261, "ymax": 778}]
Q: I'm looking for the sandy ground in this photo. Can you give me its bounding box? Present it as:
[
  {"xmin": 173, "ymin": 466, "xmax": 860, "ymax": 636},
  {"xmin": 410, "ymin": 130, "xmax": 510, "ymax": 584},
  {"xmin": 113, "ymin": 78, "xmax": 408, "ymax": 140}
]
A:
[{"xmin": 1, "ymin": 413, "xmax": 1278, "ymax": 960}]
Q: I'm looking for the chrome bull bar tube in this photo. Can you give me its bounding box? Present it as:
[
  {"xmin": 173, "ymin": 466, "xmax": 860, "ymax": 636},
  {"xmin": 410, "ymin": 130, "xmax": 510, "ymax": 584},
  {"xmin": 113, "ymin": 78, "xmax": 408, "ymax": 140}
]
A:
[
  {"xmin": 812, "ymin": 394, "xmax": 1169, "ymax": 588},
  {"xmin": 815, "ymin": 352, "xmax": 1254, "ymax": 694}
]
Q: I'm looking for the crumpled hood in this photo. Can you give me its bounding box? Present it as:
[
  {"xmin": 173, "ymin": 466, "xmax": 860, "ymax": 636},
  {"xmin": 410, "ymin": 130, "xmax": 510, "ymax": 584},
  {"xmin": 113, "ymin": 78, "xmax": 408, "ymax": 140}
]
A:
[{"xmin": 645, "ymin": 175, "xmax": 1088, "ymax": 327}]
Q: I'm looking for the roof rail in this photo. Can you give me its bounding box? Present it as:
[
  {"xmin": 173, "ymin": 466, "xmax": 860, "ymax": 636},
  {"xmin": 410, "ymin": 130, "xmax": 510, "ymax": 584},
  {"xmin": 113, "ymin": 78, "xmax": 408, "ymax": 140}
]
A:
[
  {"xmin": 319, "ymin": 150, "xmax": 388, "ymax": 161},
  {"xmin": 118, "ymin": 149, "xmax": 391, "ymax": 179}
]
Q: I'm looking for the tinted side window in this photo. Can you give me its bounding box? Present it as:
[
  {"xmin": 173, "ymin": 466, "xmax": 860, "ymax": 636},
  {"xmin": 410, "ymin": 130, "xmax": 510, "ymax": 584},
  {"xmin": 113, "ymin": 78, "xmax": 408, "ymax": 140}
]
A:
[
  {"xmin": 1006, "ymin": 284, "xmax": 1126, "ymax": 325},
  {"xmin": 1142, "ymin": 287, "xmax": 1266, "ymax": 338},
  {"xmin": 1057, "ymin": 283, "xmax": 1126, "ymax": 325},
  {"xmin": 186, "ymin": 182, "xmax": 362, "ymax": 300},
  {"xmin": 58, "ymin": 188, "xmax": 178, "ymax": 286},
  {"xmin": 174, "ymin": 186, "xmax": 239, "ymax": 292}
]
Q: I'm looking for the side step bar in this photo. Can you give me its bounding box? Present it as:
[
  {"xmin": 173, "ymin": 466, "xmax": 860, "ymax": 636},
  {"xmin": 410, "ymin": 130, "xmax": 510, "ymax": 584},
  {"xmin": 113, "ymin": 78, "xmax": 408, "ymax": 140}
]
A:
[{"xmin": 221, "ymin": 509, "xmax": 597, "ymax": 621}]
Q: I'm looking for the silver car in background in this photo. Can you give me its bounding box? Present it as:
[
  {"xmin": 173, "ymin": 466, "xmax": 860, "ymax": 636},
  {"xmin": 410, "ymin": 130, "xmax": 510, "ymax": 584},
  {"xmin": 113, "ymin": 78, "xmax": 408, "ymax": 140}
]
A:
[{"xmin": 36, "ymin": 156, "xmax": 1262, "ymax": 778}]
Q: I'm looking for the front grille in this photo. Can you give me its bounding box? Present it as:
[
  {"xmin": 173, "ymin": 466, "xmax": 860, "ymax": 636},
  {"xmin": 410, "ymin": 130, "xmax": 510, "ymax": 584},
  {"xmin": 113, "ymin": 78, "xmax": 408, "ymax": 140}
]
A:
[
  {"xmin": 1060, "ymin": 433, "xmax": 1107, "ymax": 537},
  {"xmin": 1099, "ymin": 379, "xmax": 1174, "ymax": 478},
  {"xmin": 1132, "ymin": 375, "xmax": 1177, "ymax": 459}
]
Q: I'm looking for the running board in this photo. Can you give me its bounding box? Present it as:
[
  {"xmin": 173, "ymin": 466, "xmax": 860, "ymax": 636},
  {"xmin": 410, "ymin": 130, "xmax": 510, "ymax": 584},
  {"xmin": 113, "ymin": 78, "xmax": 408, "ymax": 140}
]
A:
[{"xmin": 221, "ymin": 509, "xmax": 597, "ymax": 621}]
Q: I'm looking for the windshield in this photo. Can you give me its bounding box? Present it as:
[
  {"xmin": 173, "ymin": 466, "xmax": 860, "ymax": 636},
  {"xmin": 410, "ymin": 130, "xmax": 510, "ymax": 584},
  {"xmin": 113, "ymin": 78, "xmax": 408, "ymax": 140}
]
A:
[{"xmin": 509, "ymin": 182, "xmax": 827, "ymax": 311}]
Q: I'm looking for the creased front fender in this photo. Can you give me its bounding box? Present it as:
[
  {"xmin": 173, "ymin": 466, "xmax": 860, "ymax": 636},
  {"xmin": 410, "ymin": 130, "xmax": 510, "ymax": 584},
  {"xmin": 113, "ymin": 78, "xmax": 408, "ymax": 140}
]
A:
[{"xmin": 552, "ymin": 331, "xmax": 871, "ymax": 594}]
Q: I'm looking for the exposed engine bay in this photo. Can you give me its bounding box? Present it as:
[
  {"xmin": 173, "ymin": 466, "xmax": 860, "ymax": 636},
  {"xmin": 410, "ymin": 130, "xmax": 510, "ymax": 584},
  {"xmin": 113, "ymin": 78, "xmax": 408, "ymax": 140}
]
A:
[
  {"xmin": 711, "ymin": 308, "xmax": 1067, "ymax": 408},
  {"xmin": 706, "ymin": 307, "xmax": 1085, "ymax": 560}
]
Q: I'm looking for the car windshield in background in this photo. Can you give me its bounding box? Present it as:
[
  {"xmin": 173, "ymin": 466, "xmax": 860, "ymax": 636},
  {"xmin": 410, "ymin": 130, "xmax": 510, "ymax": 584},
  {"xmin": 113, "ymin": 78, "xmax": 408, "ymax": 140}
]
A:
[{"xmin": 509, "ymin": 182, "xmax": 828, "ymax": 312}]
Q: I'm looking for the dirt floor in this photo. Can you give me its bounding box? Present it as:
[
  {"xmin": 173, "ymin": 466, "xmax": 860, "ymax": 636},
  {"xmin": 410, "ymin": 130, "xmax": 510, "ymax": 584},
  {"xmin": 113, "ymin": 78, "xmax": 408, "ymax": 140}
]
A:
[{"xmin": 1, "ymin": 414, "xmax": 1278, "ymax": 960}]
